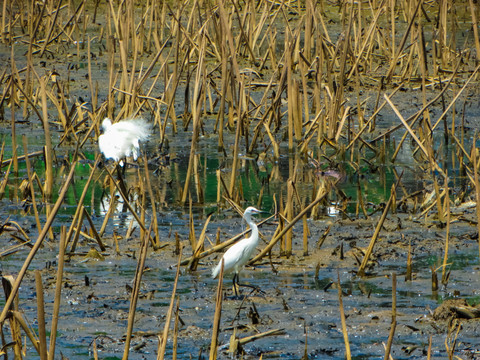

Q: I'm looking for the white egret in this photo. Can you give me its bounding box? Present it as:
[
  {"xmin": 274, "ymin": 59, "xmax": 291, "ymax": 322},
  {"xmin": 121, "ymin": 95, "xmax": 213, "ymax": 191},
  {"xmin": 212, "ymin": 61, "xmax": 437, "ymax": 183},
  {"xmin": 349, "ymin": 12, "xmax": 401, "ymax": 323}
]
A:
[
  {"xmin": 98, "ymin": 117, "xmax": 152, "ymax": 165},
  {"xmin": 212, "ymin": 206, "xmax": 263, "ymax": 296}
]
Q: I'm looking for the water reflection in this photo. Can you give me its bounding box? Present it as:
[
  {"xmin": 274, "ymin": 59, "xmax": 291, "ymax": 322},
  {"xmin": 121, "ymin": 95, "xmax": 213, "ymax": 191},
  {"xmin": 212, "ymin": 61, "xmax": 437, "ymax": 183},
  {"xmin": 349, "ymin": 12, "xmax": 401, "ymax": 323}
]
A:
[
  {"xmin": 0, "ymin": 108, "xmax": 477, "ymax": 360},
  {"xmin": 0, "ymin": 124, "xmax": 438, "ymax": 231}
]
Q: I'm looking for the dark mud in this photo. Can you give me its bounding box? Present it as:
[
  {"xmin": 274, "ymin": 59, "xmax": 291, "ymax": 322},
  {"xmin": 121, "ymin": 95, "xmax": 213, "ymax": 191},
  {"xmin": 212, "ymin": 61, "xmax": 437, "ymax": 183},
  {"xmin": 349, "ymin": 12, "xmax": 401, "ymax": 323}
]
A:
[{"xmin": 2, "ymin": 204, "xmax": 480, "ymax": 359}]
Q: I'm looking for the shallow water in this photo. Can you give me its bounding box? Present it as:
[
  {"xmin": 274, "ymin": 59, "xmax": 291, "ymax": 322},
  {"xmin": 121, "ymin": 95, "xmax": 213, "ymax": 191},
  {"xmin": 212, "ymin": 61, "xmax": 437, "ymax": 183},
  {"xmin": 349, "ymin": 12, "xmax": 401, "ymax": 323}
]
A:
[
  {"xmin": 1, "ymin": 110, "xmax": 480, "ymax": 359},
  {"xmin": 2, "ymin": 202, "xmax": 480, "ymax": 359}
]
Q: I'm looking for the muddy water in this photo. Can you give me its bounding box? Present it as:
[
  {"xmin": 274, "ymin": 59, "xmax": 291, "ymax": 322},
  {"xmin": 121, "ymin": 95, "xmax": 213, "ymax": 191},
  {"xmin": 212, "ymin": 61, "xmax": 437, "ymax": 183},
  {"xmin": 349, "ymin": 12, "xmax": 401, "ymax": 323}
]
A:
[
  {"xmin": 1, "ymin": 92, "xmax": 480, "ymax": 358},
  {"xmin": 2, "ymin": 195, "xmax": 480, "ymax": 359},
  {"xmin": 1, "ymin": 105, "xmax": 480, "ymax": 359}
]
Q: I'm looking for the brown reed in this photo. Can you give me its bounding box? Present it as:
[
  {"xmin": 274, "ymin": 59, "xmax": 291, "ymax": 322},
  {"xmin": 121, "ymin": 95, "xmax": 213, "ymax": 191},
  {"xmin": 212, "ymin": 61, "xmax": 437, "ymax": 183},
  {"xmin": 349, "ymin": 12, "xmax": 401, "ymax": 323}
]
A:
[
  {"xmin": 2, "ymin": 276, "xmax": 23, "ymax": 357},
  {"xmin": 209, "ymin": 259, "xmax": 224, "ymax": 360},
  {"xmin": 251, "ymin": 181, "xmax": 335, "ymax": 264},
  {"xmin": 66, "ymin": 157, "xmax": 100, "ymax": 251},
  {"xmin": 357, "ymin": 174, "xmax": 402, "ymax": 277},
  {"xmin": 22, "ymin": 135, "xmax": 42, "ymax": 234},
  {"xmin": 157, "ymin": 247, "xmax": 183, "ymax": 360},
  {"xmin": 337, "ymin": 272, "xmax": 351, "ymax": 360},
  {"xmin": 441, "ymin": 181, "xmax": 451, "ymax": 286},
  {"xmin": 181, "ymin": 29, "xmax": 206, "ymax": 205},
  {"xmin": 188, "ymin": 213, "xmax": 212, "ymax": 271},
  {"xmin": 35, "ymin": 270, "xmax": 48, "ymax": 360},
  {"xmin": 2, "ymin": 0, "xmax": 480, "ymax": 357},
  {"xmin": 122, "ymin": 224, "xmax": 151, "ymax": 360},
  {"xmin": 48, "ymin": 226, "xmax": 66, "ymax": 360},
  {"xmin": 383, "ymin": 273, "xmax": 397, "ymax": 360}
]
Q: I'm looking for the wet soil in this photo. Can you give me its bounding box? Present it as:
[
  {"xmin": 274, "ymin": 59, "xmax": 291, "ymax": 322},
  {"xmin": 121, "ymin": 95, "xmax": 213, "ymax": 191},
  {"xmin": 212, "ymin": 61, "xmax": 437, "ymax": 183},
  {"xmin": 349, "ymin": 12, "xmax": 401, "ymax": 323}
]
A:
[{"xmin": 2, "ymin": 203, "xmax": 480, "ymax": 359}]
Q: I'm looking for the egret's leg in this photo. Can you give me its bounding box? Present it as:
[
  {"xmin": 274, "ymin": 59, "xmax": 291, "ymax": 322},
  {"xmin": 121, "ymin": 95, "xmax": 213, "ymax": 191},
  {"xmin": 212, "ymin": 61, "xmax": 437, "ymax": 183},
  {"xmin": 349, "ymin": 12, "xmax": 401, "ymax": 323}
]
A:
[
  {"xmin": 232, "ymin": 273, "xmax": 239, "ymax": 297},
  {"xmin": 131, "ymin": 139, "xmax": 140, "ymax": 160},
  {"xmin": 115, "ymin": 162, "xmax": 128, "ymax": 197},
  {"xmin": 236, "ymin": 275, "xmax": 265, "ymax": 295}
]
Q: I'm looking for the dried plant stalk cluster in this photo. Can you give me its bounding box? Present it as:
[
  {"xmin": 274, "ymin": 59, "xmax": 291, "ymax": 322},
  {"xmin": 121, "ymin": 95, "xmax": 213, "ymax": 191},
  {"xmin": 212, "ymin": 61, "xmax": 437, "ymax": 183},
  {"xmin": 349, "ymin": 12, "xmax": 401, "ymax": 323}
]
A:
[{"xmin": 0, "ymin": 0, "xmax": 480, "ymax": 358}]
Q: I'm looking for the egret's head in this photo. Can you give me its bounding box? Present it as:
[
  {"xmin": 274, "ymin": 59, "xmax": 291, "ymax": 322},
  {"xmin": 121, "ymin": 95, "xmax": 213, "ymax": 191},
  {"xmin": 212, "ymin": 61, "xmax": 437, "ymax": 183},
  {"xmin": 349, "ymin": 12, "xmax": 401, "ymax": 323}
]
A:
[
  {"xmin": 101, "ymin": 118, "xmax": 112, "ymax": 132},
  {"xmin": 244, "ymin": 207, "xmax": 262, "ymax": 216}
]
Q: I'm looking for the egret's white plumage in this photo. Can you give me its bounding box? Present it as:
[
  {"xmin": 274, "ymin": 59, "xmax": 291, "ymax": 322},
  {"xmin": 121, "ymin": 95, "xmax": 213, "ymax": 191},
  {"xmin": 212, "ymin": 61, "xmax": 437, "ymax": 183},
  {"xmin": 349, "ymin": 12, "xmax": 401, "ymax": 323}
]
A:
[
  {"xmin": 212, "ymin": 207, "xmax": 262, "ymax": 282},
  {"xmin": 98, "ymin": 117, "xmax": 152, "ymax": 164}
]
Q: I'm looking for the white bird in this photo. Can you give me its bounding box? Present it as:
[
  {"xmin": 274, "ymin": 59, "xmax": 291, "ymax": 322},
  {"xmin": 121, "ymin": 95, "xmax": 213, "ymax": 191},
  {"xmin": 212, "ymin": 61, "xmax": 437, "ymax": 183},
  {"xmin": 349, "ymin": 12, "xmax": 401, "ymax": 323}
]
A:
[
  {"xmin": 98, "ymin": 117, "xmax": 152, "ymax": 165},
  {"xmin": 212, "ymin": 206, "xmax": 263, "ymax": 296}
]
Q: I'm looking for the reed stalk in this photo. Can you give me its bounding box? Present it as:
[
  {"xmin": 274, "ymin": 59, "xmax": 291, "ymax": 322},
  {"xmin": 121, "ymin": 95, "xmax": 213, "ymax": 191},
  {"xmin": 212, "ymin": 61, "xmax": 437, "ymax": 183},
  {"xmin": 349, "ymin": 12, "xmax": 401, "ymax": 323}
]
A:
[
  {"xmin": 35, "ymin": 270, "xmax": 48, "ymax": 360},
  {"xmin": 22, "ymin": 135, "xmax": 42, "ymax": 235},
  {"xmin": 188, "ymin": 213, "xmax": 212, "ymax": 271},
  {"xmin": 181, "ymin": 30, "xmax": 206, "ymax": 205},
  {"xmin": 87, "ymin": 36, "xmax": 98, "ymax": 112},
  {"xmin": 172, "ymin": 298, "xmax": 180, "ymax": 360},
  {"xmin": 385, "ymin": 0, "xmax": 423, "ymax": 81},
  {"xmin": 386, "ymin": 67, "xmax": 458, "ymax": 160},
  {"xmin": 468, "ymin": 0, "xmax": 480, "ymax": 62},
  {"xmin": 383, "ymin": 273, "xmax": 396, "ymax": 360},
  {"xmin": 188, "ymin": 197, "xmax": 196, "ymax": 249},
  {"xmin": 68, "ymin": 205, "xmax": 85, "ymax": 254},
  {"xmin": 157, "ymin": 247, "xmax": 182, "ymax": 360},
  {"xmin": 139, "ymin": 168, "xmax": 146, "ymax": 242},
  {"xmin": 405, "ymin": 236, "xmax": 412, "ymax": 281},
  {"xmin": 286, "ymin": 35, "xmax": 294, "ymax": 150},
  {"xmin": 0, "ymin": 144, "xmax": 13, "ymax": 200},
  {"xmin": 228, "ymin": 78, "xmax": 245, "ymax": 197},
  {"xmin": 279, "ymin": 194, "xmax": 285, "ymax": 255},
  {"xmin": 357, "ymin": 174, "xmax": 402, "ymax": 277},
  {"xmin": 430, "ymin": 64, "xmax": 480, "ymax": 133},
  {"xmin": 209, "ymin": 259, "xmax": 224, "ymax": 360},
  {"xmin": 337, "ymin": 272, "xmax": 351, "ymax": 360},
  {"xmin": 39, "ymin": 0, "xmax": 63, "ymax": 58},
  {"xmin": 0, "ymin": 0, "xmax": 6, "ymax": 44},
  {"xmin": 180, "ymin": 215, "xmax": 274, "ymax": 266},
  {"xmin": 250, "ymin": 182, "xmax": 335, "ymax": 264},
  {"xmin": 433, "ymin": 176, "xmax": 445, "ymax": 223},
  {"xmin": 2, "ymin": 276, "xmax": 23, "ymax": 358},
  {"xmin": 216, "ymin": 42, "xmax": 228, "ymax": 151},
  {"xmin": 48, "ymin": 226, "xmax": 66, "ymax": 360},
  {"xmin": 441, "ymin": 181, "xmax": 451, "ymax": 285},
  {"xmin": 66, "ymin": 157, "xmax": 100, "ymax": 249},
  {"xmin": 384, "ymin": 94, "xmax": 446, "ymax": 178},
  {"xmin": 122, "ymin": 225, "xmax": 151, "ymax": 360},
  {"xmin": 329, "ymin": 1, "xmax": 353, "ymax": 141},
  {"xmin": 9, "ymin": 77, "xmax": 18, "ymax": 175},
  {"xmin": 99, "ymin": 186, "xmax": 117, "ymax": 237},
  {"xmin": 302, "ymin": 202, "xmax": 309, "ymax": 256},
  {"xmin": 356, "ymin": 179, "xmax": 368, "ymax": 218},
  {"xmin": 82, "ymin": 207, "xmax": 106, "ymax": 251},
  {"xmin": 102, "ymin": 165, "xmax": 152, "ymax": 243},
  {"xmin": 285, "ymin": 179, "xmax": 294, "ymax": 257},
  {"xmin": 38, "ymin": 75, "xmax": 54, "ymax": 201},
  {"xmin": 144, "ymin": 154, "xmax": 160, "ymax": 248},
  {"xmin": 470, "ymin": 143, "xmax": 480, "ymax": 259},
  {"xmin": 231, "ymin": 328, "xmax": 285, "ymax": 355}
]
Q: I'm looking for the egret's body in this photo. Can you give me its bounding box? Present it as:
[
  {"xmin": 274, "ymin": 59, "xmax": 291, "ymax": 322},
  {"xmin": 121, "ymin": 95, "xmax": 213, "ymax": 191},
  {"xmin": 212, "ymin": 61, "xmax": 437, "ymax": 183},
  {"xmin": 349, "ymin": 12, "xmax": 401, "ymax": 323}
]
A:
[
  {"xmin": 98, "ymin": 117, "xmax": 152, "ymax": 164},
  {"xmin": 212, "ymin": 207, "xmax": 262, "ymax": 295}
]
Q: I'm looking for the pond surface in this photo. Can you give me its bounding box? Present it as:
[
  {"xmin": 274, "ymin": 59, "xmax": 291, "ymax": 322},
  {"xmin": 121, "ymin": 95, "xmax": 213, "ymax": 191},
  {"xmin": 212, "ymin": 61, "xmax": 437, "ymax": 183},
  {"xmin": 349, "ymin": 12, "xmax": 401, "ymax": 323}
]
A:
[{"xmin": 1, "ymin": 156, "xmax": 480, "ymax": 359}]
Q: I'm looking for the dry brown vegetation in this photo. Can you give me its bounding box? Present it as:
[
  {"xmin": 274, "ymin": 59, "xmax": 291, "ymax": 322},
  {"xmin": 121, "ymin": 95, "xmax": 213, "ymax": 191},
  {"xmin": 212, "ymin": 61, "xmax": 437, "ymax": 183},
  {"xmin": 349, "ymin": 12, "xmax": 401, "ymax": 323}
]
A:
[{"xmin": 1, "ymin": 0, "xmax": 480, "ymax": 358}]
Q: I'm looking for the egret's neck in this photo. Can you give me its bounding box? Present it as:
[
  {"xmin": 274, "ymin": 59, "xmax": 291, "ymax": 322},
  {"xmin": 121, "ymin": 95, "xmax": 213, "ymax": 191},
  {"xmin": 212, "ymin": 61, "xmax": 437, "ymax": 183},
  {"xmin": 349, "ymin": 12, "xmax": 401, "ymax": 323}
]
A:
[{"xmin": 244, "ymin": 215, "xmax": 258, "ymax": 243}]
